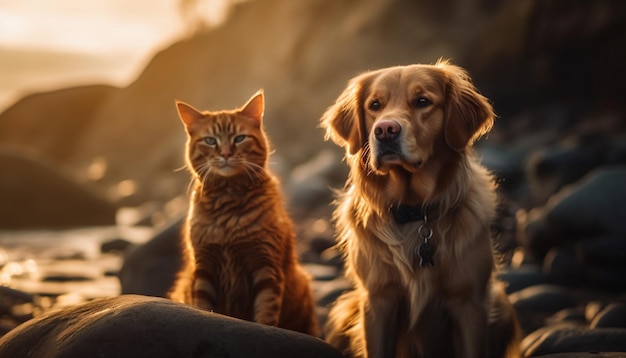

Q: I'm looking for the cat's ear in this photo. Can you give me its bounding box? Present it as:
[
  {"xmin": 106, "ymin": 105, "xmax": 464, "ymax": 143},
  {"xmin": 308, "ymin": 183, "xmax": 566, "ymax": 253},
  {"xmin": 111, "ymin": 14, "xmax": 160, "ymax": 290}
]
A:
[
  {"xmin": 176, "ymin": 100, "xmax": 205, "ymax": 131},
  {"xmin": 240, "ymin": 90, "xmax": 264, "ymax": 127}
]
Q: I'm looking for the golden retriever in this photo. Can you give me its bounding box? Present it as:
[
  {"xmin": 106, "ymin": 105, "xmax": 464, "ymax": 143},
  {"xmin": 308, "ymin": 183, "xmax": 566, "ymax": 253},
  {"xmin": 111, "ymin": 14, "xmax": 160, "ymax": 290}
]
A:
[{"xmin": 321, "ymin": 60, "xmax": 520, "ymax": 358}]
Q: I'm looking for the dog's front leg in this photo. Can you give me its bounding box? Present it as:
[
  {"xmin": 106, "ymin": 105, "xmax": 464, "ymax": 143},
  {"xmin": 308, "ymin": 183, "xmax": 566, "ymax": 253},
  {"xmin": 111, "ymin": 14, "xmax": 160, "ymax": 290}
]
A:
[
  {"xmin": 449, "ymin": 299, "xmax": 488, "ymax": 358},
  {"xmin": 362, "ymin": 288, "xmax": 399, "ymax": 358}
]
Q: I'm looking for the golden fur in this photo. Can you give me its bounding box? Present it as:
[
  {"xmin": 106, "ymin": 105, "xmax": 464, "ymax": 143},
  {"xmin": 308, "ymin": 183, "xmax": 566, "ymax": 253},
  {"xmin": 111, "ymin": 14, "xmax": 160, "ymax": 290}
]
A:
[{"xmin": 321, "ymin": 61, "xmax": 520, "ymax": 357}]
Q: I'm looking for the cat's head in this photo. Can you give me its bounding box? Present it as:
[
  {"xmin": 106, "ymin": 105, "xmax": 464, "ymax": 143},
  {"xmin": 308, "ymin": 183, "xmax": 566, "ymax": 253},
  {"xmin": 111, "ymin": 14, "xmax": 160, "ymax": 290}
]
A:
[{"xmin": 176, "ymin": 90, "xmax": 269, "ymax": 180}]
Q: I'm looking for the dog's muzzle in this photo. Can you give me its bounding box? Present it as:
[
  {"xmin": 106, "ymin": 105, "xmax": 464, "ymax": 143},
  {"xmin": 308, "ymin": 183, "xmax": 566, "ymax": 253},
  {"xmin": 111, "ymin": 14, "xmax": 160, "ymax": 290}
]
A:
[{"xmin": 372, "ymin": 119, "xmax": 403, "ymax": 163}]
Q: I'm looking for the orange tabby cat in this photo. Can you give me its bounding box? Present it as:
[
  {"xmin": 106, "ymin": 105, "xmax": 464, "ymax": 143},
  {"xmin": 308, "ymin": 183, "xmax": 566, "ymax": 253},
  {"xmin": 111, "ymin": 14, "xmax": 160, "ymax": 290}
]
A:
[{"xmin": 168, "ymin": 90, "xmax": 318, "ymax": 336}]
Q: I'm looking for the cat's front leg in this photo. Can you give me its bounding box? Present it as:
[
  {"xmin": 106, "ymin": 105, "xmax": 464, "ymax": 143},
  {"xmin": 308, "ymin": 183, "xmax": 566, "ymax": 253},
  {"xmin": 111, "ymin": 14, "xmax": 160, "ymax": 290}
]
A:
[
  {"xmin": 252, "ymin": 266, "xmax": 284, "ymax": 326},
  {"xmin": 192, "ymin": 276, "xmax": 217, "ymax": 311}
]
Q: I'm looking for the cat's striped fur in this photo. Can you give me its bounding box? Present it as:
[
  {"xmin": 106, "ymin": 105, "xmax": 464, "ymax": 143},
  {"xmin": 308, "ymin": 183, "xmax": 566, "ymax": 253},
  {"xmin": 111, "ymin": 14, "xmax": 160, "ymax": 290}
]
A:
[{"xmin": 168, "ymin": 90, "xmax": 318, "ymax": 335}]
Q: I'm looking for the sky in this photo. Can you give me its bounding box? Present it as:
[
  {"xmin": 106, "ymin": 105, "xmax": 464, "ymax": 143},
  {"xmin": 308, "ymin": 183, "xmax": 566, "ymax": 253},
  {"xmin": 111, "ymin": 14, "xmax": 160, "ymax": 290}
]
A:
[{"xmin": 0, "ymin": 0, "xmax": 231, "ymax": 111}]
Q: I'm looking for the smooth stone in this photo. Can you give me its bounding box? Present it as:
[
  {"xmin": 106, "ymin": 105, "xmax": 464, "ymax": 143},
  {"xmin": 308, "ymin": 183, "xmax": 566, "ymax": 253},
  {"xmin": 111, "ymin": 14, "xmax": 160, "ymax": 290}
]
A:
[
  {"xmin": 118, "ymin": 217, "xmax": 183, "ymax": 297},
  {"xmin": 521, "ymin": 326, "xmax": 626, "ymax": 357},
  {"xmin": 498, "ymin": 265, "xmax": 549, "ymax": 294},
  {"xmin": 510, "ymin": 284, "xmax": 579, "ymax": 314},
  {"xmin": 576, "ymin": 235, "xmax": 626, "ymax": 265},
  {"xmin": 303, "ymin": 263, "xmax": 339, "ymax": 281},
  {"xmin": 590, "ymin": 303, "xmax": 626, "ymax": 329},
  {"xmin": 546, "ymin": 306, "xmax": 587, "ymax": 326},
  {"xmin": 0, "ymin": 295, "xmax": 342, "ymax": 358},
  {"xmin": 546, "ymin": 167, "xmax": 626, "ymax": 237},
  {"xmin": 519, "ymin": 209, "xmax": 561, "ymax": 262},
  {"xmin": 525, "ymin": 136, "xmax": 610, "ymax": 204},
  {"xmin": 542, "ymin": 248, "xmax": 586, "ymax": 287}
]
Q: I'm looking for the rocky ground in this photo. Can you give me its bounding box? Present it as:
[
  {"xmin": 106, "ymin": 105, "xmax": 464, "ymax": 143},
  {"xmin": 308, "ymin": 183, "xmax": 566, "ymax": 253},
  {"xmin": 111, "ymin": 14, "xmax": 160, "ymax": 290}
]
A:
[
  {"xmin": 1, "ymin": 124, "xmax": 626, "ymax": 356},
  {"xmin": 1, "ymin": 0, "xmax": 625, "ymax": 356}
]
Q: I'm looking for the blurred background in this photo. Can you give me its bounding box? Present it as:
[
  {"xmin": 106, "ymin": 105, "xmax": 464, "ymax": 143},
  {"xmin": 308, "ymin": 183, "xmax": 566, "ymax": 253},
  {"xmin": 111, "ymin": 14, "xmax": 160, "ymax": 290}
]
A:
[{"xmin": 1, "ymin": 0, "xmax": 626, "ymax": 354}]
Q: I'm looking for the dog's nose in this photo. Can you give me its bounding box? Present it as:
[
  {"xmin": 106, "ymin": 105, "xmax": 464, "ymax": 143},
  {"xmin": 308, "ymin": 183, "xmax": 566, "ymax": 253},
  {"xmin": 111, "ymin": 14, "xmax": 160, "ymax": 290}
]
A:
[{"xmin": 374, "ymin": 120, "xmax": 401, "ymax": 141}]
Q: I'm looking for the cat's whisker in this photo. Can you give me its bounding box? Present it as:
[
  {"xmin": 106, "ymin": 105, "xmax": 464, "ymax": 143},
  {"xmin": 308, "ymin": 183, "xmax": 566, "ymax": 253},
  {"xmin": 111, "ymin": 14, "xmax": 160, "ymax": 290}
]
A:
[
  {"xmin": 186, "ymin": 177, "xmax": 196, "ymax": 196},
  {"xmin": 173, "ymin": 163, "xmax": 188, "ymax": 172},
  {"xmin": 235, "ymin": 160, "xmax": 260, "ymax": 183},
  {"xmin": 240, "ymin": 163, "xmax": 256, "ymax": 183},
  {"xmin": 241, "ymin": 161, "xmax": 266, "ymax": 182},
  {"xmin": 200, "ymin": 167, "xmax": 216, "ymax": 195}
]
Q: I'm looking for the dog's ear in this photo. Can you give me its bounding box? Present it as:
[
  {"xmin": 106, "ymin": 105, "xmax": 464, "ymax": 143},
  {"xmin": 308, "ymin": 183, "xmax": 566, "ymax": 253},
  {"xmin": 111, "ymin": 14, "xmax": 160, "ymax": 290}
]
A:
[
  {"xmin": 320, "ymin": 74, "xmax": 371, "ymax": 155},
  {"xmin": 441, "ymin": 64, "xmax": 495, "ymax": 151}
]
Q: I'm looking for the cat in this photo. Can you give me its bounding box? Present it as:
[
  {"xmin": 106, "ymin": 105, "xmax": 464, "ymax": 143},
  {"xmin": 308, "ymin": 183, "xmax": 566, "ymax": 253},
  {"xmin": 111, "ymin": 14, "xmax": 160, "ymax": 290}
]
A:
[{"xmin": 168, "ymin": 90, "xmax": 318, "ymax": 336}]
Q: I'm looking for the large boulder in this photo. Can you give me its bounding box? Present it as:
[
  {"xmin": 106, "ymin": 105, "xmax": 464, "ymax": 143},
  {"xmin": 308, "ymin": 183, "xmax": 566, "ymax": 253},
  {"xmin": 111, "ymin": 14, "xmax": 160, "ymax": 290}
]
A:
[
  {"xmin": 546, "ymin": 167, "xmax": 626, "ymax": 237},
  {"xmin": 0, "ymin": 150, "xmax": 116, "ymax": 229},
  {"xmin": 0, "ymin": 85, "xmax": 115, "ymax": 162},
  {"xmin": 0, "ymin": 295, "xmax": 341, "ymax": 358},
  {"xmin": 118, "ymin": 217, "xmax": 183, "ymax": 297}
]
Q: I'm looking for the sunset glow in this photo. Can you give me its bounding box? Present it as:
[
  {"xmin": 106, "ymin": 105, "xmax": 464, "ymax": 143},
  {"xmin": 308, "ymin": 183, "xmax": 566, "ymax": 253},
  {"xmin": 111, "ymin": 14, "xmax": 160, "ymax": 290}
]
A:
[{"xmin": 0, "ymin": 0, "xmax": 189, "ymax": 111}]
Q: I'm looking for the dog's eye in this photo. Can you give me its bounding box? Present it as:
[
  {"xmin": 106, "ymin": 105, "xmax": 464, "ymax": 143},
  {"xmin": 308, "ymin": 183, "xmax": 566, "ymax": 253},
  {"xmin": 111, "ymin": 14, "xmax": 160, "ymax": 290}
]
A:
[
  {"xmin": 413, "ymin": 97, "xmax": 432, "ymax": 108},
  {"xmin": 369, "ymin": 99, "xmax": 381, "ymax": 111}
]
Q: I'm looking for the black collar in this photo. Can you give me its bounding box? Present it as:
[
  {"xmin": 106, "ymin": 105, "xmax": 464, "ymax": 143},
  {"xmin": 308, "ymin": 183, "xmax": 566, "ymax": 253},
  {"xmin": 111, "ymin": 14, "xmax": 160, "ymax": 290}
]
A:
[{"xmin": 389, "ymin": 204, "xmax": 426, "ymax": 225}]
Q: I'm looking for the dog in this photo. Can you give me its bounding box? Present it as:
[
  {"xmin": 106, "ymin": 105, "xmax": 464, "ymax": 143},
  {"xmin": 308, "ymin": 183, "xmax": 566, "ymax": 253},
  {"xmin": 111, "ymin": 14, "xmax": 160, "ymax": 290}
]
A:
[{"xmin": 321, "ymin": 60, "xmax": 520, "ymax": 358}]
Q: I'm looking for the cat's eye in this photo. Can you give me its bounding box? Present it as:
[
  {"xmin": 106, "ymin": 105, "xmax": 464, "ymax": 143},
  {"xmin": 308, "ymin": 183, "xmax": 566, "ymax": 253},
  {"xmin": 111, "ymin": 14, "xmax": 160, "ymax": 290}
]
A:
[
  {"xmin": 204, "ymin": 137, "xmax": 217, "ymax": 146},
  {"xmin": 233, "ymin": 135, "xmax": 246, "ymax": 144},
  {"xmin": 369, "ymin": 99, "xmax": 381, "ymax": 111}
]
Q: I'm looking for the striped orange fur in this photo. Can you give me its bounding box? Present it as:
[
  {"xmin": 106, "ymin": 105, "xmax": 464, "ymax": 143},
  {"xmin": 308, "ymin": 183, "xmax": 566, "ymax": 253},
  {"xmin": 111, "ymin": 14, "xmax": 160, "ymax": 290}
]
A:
[{"xmin": 168, "ymin": 90, "xmax": 318, "ymax": 336}]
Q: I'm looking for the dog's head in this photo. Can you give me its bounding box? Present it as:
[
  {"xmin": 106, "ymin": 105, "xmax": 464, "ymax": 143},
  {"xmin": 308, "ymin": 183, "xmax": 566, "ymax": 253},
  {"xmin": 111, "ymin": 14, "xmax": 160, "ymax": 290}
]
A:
[{"xmin": 321, "ymin": 61, "xmax": 494, "ymax": 175}]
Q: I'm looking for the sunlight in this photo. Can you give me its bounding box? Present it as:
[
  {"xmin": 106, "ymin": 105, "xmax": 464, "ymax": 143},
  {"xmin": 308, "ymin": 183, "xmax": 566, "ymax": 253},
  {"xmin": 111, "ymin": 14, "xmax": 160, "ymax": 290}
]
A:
[
  {"xmin": 0, "ymin": 0, "xmax": 233, "ymax": 112},
  {"xmin": 86, "ymin": 157, "xmax": 108, "ymax": 182},
  {"xmin": 0, "ymin": 0, "xmax": 185, "ymax": 54}
]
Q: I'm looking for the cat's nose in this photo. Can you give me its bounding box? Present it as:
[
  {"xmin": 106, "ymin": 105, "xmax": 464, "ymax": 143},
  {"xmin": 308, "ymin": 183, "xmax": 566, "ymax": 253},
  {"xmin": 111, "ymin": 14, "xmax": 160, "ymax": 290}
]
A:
[{"xmin": 221, "ymin": 149, "xmax": 231, "ymax": 160}]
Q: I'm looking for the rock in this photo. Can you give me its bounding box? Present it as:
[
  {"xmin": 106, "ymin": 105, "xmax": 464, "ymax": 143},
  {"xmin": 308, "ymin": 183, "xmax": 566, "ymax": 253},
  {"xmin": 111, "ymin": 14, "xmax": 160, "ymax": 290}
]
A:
[
  {"xmin": 497, "ymin": 265, "xmax": 548, "ymax": 294},
  {"xmin": 521, "ymin": 326, "xmax": 626, "ymax": 357},
  {"xmin": 546, "ymin": 167, "xmax": 626, "ymax": 237},
  {"xmin": 510, "ymin": 284, "xmax": 580, "ymax": 334},
  {"xmin": 531, "ymin": 354, "xmax": 626, "ymax": 358},
  {"xmin": 525, "ymin": 135, "xmax": 610, "ymax": 205},
  {"xmin": 510, "ymin": 285, "xmax": 579, "ymax": 314},
  {"xmin": 0, "ymin": 287, "xmax": 37, "ymax": 338},
  {"xmin": 302, "ymin": 264, "xmax": 339, "ymax": 281},
  {"xmin": 0, "ymin": 150, "xmax": 117, "ymax": 229},
  {"xmin": 546, "ymin": 307, "xmax": 587, "ymax": 326},
  {"xmin": 585, "ymin": 301, "xmax": 609, "ymax": 323},
  {"xmin": 313, "ymin": 277, "xmax": 351, "ymax": 308},
  {"xmin": 0, "ymin": 286, "xmax": 34, "ymax": 303},
  {"xmin": 100, "ymin": 238, "xmax": 134, "ymax": 254},
  {"xmin": 308, "ymin": 236, "xmax": 336, "ymax": 255},
  {"xmin": 286, "ymin": 150, "xmax": 347, "ymax": 216},
  {"xmin": 0, "ymin": 295, "xmax": 342, "ymax": 358},
  {"xmin": 518, "ymin": 208, "xmax": 562, "ymax": 263},
  {"xmin": 590, "ymin": 303, "xmax": 626, "ymax": 329},
  {"xmin": 576, "ymin": 235, "xmax": 626, "ymax": 266},
  {"xmin": 477, "ymin": 144, "xmax": 525, "ymax": 192},
  {"xmin": 0, "ymin": 85, "xmax": 116, "ymax": 162},
  {"xmin": 542, "ymin": 249, "xmax": 586, "ymax": 287},
  {"xmin": 118, "ymin": 217, "xmax": 183, "ymax": 297},
  {"xmin": 585, "ymin": 266, "xmax": 626, "ymax": 293}
]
